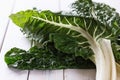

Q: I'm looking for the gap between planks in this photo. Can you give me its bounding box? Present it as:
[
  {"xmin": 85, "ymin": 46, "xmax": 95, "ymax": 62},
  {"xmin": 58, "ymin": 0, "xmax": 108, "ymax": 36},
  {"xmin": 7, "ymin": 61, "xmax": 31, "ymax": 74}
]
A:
[
  {"xmin": 0, "ymin": 0, "xmax": 16, "ymax": 53},
  {"xmin": 26, "ymin": 0, "xmax": 63, "ymax": 79},
  {"xmin": 26, "ymin": 40, "xmax": 65, "ymax": 80},
  {"xmin": 27, "ymin": 40, "xmax": 34, "ymax": 80}
]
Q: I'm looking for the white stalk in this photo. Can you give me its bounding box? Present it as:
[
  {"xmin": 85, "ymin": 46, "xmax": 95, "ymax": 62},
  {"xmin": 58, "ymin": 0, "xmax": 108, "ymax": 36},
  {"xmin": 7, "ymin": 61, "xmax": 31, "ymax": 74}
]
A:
[
  {"xmin": 88, "ymin": 38, "xmax": 117, "ymax": 80},
  {"xmin": 99, "ymin": 39, "xmax": 116, "ymax": 80},
  {"xmin": 90, "ymin": 41, "xmax": 107, "ymax": 80}
]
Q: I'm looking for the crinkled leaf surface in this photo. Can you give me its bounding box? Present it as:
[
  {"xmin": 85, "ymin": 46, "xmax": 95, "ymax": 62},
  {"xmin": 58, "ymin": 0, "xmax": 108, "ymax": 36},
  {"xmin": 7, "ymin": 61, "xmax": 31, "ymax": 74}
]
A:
[
  {"xmin": 72, "ymin": 0, "xmax": 120, "ymax": 28},
  {"xmin": 5, "ymin": 46, "xmax": 95, "ymax": 70},
  {"xmin": 51, "ymin": 33, "xmax": 93, "ymax": 59}
]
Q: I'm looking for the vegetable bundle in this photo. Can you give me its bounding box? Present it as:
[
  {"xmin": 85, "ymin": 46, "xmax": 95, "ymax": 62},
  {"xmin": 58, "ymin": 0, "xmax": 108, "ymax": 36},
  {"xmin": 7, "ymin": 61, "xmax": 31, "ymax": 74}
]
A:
[{"xmin": 5, "ymin": 0, "xmax": 120, "ymax": 80}]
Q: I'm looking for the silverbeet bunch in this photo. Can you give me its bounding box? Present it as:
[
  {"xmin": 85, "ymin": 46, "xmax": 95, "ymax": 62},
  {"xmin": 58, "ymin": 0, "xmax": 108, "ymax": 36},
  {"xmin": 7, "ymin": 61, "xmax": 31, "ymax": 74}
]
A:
[{"xmin": 4, "ymin": 0, "xmax": 120, "ymax": 80}]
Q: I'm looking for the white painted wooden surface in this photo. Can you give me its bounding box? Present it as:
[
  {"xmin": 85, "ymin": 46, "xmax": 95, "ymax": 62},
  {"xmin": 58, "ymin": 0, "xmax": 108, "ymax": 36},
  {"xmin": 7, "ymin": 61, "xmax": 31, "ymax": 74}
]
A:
[
  {"xmin": 0, "ymin": 0, "xmax": 120, "ymax": 80},
  {"xmin": 0, "ymin": 0, "xmax": 15, "ymax": 50},
  {"xmin": 64, "ymin": 69, "xmax": 96, "ymax": 80},
  {"xmin": 29, "ymin": 70, "xmax": 63, "ymax": 80}
]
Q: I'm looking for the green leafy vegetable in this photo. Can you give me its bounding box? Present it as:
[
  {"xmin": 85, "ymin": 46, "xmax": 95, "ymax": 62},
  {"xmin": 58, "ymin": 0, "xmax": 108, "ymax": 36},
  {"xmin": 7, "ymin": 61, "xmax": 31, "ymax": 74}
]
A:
[
  {"xmin": 5, "ymin": 0, "xmax": 120, "ymax": 80},
  {"xmin": 5, "ymin": 45, "xmax": 95, "ymax": 70},
  {"xmin": 72, "ymin": 0, "xmax": 120, "ymax": 28}
]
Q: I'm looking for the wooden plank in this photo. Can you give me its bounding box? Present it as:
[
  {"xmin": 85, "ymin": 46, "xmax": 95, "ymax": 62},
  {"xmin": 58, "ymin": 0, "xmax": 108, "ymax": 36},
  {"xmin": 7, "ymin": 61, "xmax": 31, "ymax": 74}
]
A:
[
  {"xmin": 0, "ymin": 0, "xmax": 15, "ymax": 50},
  {"xmin": 29, "ymin": 70, "xmax": 63, "ymax": 80},
  {"xmin": 28, "ymin": 0, "xmax": 64, "ymax": 80},
  {"xmin": 64, "ymin": 69, "xmax": 96, "ymax": 80},
  {"xmin": 12, "ymin": 0, "xmax": 60, "ymax": 13},
  {"xmin": 0, "ymin": 0, "xmax": 37, "ymax": 80},
  {"xmin": 60, "ymin": 0, "xmax": 76, "ymax": 11},
  {"xmin": 0, "ymin": 20, "xmax": 31, "ymax": 80}
]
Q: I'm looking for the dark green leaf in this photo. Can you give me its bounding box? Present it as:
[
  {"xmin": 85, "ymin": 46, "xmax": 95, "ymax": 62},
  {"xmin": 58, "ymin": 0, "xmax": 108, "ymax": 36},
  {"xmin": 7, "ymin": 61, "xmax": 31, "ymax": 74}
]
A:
[
  {"xmin": 5, "ymin": 46, "xmax": 95, "ymax": 70},
  {"xmin": 50, "ymin": 33, "xmax": 93, "ymax": 59}
]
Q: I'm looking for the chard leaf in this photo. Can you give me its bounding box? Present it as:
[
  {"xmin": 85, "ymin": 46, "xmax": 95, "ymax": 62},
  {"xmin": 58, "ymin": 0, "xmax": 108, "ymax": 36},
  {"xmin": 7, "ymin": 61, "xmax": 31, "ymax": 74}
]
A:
[
  {"xmin": 10, "ymin": 7, "xmax": 120, "ymax": 43},
  {"xmin": 72, "ymin": 0, "xmax": 120, "ymax": 28},
  {"xmin": 5, "ymin": 46, "xmax": 95, "ymax": 70},
  {"xmin": 112, "ymin": 42, "xmax": 120, "ymax": 64},
  {"xmin": 51, "ymin": 33, "xmax": 93, "ymax": 59},
  {"xmin": 71, "ymin": 0, "xmax": 93, "ymax": 18},
  {"xmin": 5, "ymin": 47, "xmax": 26, "ymax": 65}
]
